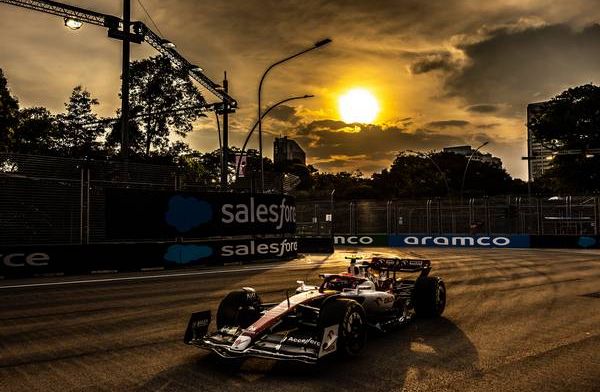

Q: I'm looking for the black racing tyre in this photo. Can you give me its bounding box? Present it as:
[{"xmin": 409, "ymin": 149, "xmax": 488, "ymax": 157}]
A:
[
  {"xmin": 318, "ymin": 298, "xmax": 367, "ymax": 357},
  {"xmin": 216, "ymin": 289, "xmax": 262, "ymax": 329},
  {"xmin": 413, "ymin": 276, "xmax": 446, "ymax": 318}
]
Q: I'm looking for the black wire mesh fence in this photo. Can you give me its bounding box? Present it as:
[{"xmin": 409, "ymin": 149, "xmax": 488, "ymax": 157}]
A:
[{"xmin": 2, "ymin": 153, "xmax": 599, "ymax": 245}]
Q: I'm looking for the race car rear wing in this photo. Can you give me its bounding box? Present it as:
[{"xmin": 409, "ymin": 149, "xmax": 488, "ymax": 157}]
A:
[{"xmin": 370, "ymin": 257, "xmax": 431, "ymax": 276}]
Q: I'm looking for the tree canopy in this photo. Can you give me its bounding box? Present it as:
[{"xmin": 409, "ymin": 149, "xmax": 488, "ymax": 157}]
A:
[
  {"xmin": 55, "ymin": 86, "xmax": 105, "ymax": 158},
  {"xmin": 0, "ymin": 68, "xmax": 19, "ymax": 152},
  {"xmin": 294, "ymin": 151, "xmax": 525, "ymax": 200},
  {"xmin": 529, "ymin": 84, "xmax": 600, "ymax": 193},
  {"xmin": 108, "ymin": 55, "xmax": 205, "ymax": 158}
]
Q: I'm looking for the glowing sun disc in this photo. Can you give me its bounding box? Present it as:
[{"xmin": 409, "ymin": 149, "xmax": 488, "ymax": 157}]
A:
[{"xmin": 338, "ymin": 88, "xmax": 380, "ymax": 124}]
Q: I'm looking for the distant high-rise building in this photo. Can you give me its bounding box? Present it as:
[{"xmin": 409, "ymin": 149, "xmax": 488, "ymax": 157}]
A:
[
  {"xmin": 274, "ymin": 137, "xmax": 306, "ymax": 168},
  {"xmin": 443, "ymin": 145, "xmax": 502, "ymax": 167},
  {"xmin": 527, "ymin": 102, "xmax": 554, "ymax": 181}
]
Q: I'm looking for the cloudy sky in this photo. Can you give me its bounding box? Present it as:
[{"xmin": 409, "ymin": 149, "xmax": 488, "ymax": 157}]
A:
[{"xmin": 2, "ymin": 0, "xmax": 600, "ymax": 178}]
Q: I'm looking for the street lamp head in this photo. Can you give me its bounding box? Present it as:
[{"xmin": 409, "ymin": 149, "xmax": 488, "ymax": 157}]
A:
[
  {"xmin": 190, "ymin": 65, "xmax": 204, "ymax": 72},
  {"xmin": 303, "ymin": 94, "xmax": 315, "ymax": 98},
  {"xmin": 161, "ymin": 39, "xmax": 176, "ymax": 49},
  {"xmin": 64, "ymin": 18, "xmax": 83, "ymax": 30},
  {"xmin": 314, "ymin": 38, "xmax": 332, "ymax": 48}
]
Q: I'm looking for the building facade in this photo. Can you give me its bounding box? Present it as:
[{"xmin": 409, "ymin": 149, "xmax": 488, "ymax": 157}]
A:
[
  {"xmin": 527, "ymin": 102, "xmax": 554, "ymax": 181},
  {"xmin": 274, "ymin": 137, "xmax": 306, "ymax": 167}
]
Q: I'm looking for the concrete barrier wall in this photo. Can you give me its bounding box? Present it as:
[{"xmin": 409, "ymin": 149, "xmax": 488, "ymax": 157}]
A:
[{"xmin": 0, "ymin": 237, "xmax": 299, "ymax": 279}]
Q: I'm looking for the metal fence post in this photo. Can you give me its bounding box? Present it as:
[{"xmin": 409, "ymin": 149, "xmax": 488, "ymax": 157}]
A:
[
  {"xmin": 86, "ymin": 167, "xmax": 90, "ymax": 244},
  {"xmin": 426, "ymin": 199, "xmax": 432, "ymax": 234},
  {"xmin": 468, "ymin": 198, "xmax": 474, "ymax": 233},
  {"xmin": 314, "ymin": 204, "xmax": 320, "ymax": 235},
  {"xmin": 349, "ymin": 201, "xmax": 354, "ymax": 235},
  {"xmin": 330, "ymin": 189, "xmax": 335, "ymax": 237},
  {"xmin": 385, "ymin": 200, "xmax": 392, "ymax": 235},
  {"xmin": 484, "ymin": 196, "xmax": 490, "ymax": 234},
  {"xmin": 536, "ymin": 197, "xmax": 543, "ymax": 235},
  {"xmin": 437, "ymin": 198, "xmax": 442, "ymax": 234},
  {"xmin": 595, "ymin": 196, "xmax": 599, "ymax": 235},
  {"xmin": 79, "ymin": 165, "xmax": 84, "ymax": 245}
]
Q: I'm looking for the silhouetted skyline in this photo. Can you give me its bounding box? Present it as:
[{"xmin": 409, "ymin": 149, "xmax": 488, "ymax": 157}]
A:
[{"xmin": 2, "ymin": 0, "xmax": 600, "ymax": 178}]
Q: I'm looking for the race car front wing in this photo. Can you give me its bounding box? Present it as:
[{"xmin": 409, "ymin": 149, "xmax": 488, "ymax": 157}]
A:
[{"xmin": 184, "ymin": 311, "xmax": 337, "ymax": 364}]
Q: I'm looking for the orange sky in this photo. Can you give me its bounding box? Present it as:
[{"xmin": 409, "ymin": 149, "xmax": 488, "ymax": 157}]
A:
[{"xmin": 2, "ymin": 0, "xmax": 600, "ymax": 179}]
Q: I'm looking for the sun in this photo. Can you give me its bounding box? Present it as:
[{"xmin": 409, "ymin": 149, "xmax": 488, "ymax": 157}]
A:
[{"xmin": 338, "ymin": 88, "xmax": 380, "ymax": 124}]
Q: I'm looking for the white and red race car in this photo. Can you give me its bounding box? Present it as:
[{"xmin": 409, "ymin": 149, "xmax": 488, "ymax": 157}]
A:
[{"xmin": 184, "ymin": 255, "xmax": 446, "ymax": 364}]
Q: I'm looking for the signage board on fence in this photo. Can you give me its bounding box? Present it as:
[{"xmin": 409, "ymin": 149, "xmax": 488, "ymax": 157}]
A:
[
  {"xmin": 529, "ymin": 235, "xmax": 599, "ymax": 249},
  {"xmin": 388, "ymin": 234, "xmax": 531, "ymax": 248},
  {"xmin": 333, "ymin": 235, "xmax": 388, "ymax": 246},
  {"xmin": 0, "ymin": 238, "xmax": 298, "ymax": 278},
  {"xmin": 163, "ymin": 238, "xmax": 298, "ymax": 266},
  {"xmin": 105, "ymin": 189, "xmax": 296, "ymax": 239}
]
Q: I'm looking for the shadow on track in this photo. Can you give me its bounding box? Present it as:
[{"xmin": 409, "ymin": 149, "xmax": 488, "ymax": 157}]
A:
[{"xmin": 136, "ymin": 317, "xmax": 478, "ymax": 392}]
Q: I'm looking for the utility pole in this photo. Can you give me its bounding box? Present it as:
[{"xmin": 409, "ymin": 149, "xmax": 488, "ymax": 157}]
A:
[
  {"xmin": 220, "ymin": 72, "xmax": 229, "ymax": 189},
  {"xmin": 120, "ymin": 0, "xmax": 131, "ymax": 159}
]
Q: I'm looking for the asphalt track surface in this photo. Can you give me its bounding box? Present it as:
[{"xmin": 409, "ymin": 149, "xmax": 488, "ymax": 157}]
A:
[{"xmin": 0, "ymin": 248, "xmax": 599, "ymax": 392}]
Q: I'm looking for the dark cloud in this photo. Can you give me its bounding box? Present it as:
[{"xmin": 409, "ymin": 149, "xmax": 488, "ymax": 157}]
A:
[
  {"xmin": 426, "ymin": 120, "xmax": 470, "ymax": 128},
  {"xmin": 408, "ymin": 51, "xmax": 457, "ymax": 74},
  {"xmin": 268, "ymin": 104, "xmax": 301, "ymax": 124},
  {"xmin": 291, "ymin": 120, "xmax": 466, "ymax": 168},
  {"xmin": 445, "ymin": 23, "xmax": 600, "ymax": 116},
  {"xmin": 466, "ymin": 104, "xmax": 499, "ymax": 113},
  {"xmin": 476, "ymin": 123, "xmax": 500, "ymax": 129}
]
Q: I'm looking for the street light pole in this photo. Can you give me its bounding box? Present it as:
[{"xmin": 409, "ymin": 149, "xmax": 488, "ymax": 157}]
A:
[
  {"xmin": 120, "ymin": 0, "xmax": 131, "ymax": 160},
  {"xmin": 236, "ymin": 94, "xmax": 314, "ymax": 180},
  {"xmin": 460, "ymin": 141, "xmax": 489, "ymax": 200},
  {"xmin": 257, "ymin": 38, "xmax": 332, "ymax": 192}
]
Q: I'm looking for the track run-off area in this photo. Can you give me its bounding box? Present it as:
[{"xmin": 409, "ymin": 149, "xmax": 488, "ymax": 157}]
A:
[{"xmin": 0, "ymin": 247, "xmax": 599, "ymax": 392}]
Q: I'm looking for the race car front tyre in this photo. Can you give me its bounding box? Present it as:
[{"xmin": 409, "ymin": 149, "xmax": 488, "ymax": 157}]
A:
[
  {"xmin": 414, "ymin": 277, "xmax": 446, "ymax": 317},
  {"xmin": 216, "ymin": 288, "xmax": 262, "ymax": 329},
  {"xmin": 319, "ymin": 298, "xmax": 367, "ymax": 357}
]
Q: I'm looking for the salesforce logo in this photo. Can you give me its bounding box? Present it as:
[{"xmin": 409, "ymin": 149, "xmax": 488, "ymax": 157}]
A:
[
  {"xmin": 164, "ymin": 244, "xmax": 213, "ymax": 264},
  {"xmin": 221, "ymin": 239, "xmax": 298, "ymax": 257},
  {"xmin": 165, "ymin": 195, "xmax": 295, "ymax": 233},
  {"xmin": 165, "ymin": 195, "xmax": 213, "ymax": 233},
  {"xmin": 578, "ymin": 236, "xmax": 597, "ymax": 248},
  {"xmin": 221, "ymin": 197, "xmax": 296, "ymax": 229}
]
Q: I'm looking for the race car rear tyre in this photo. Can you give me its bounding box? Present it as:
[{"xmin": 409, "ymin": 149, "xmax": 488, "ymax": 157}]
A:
[
  {"xmin": 318, "ymin": 298, "xmax": 366, "ymax": 357},
  {"xmin": 216, "ymin": 289, "xmax": 262, "ymax": 329},
  {"xmin": 414, "ymin": 277, "xmax": 446, "ymax": 318}
]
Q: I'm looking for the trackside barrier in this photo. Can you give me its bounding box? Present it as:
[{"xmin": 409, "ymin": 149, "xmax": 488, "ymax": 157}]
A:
[
  {"xmin": 0, "ymin": 238, "xmax": 298, "ymax": 279},
  {"xmin": 333, "ymin": 235, "xmax": 388, "ymax": 246},
  {"xmin": 332, "ymin": 234, "xmax": 599, "ymax": 249},
  {"xmin": 297, "ymin": 237, "xmax": 334, "ymax": 253},
  {"xmin": 389, "ymin": 235, "xmax": 531, "ymax": 248}
]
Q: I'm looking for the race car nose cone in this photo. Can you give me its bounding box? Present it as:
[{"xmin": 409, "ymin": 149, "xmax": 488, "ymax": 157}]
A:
[{"xmin": 232, "ymin": 335, "xmax": 252, "ymax": 351}]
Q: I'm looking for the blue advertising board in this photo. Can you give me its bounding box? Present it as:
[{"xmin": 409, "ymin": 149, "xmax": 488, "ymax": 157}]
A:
[
  {"xmin": 388, "ymin": 234, "xmax": 531, "ymax": 248},
  {"xmin": 106, "ymin": 190, "xmax": 296, "ymax": 240}
]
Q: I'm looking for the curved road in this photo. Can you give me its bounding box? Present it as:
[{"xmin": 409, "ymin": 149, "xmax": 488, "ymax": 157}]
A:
[{"xmin": 0, "ymin": 247, "xmax": 599, "ymax": 391}]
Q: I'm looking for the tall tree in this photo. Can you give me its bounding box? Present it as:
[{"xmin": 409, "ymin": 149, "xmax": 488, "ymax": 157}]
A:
[
  {"xmin": 0, "ymin": 68, "xmax": 19, "ymax": 152},
  {"xmin": 55, "ymin": 86, "xmax": 105, "ymax": 158},
  {"xmin": 528, "ymin": 84, "xmax": 600, "ymax": 193},
  {"xmin": 13, "ymin": 107, "xmax": 57, "ymax": 155},
  {"xmin": 115, "ymin": 55, "xmax": 205, "ymax": 158}
]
